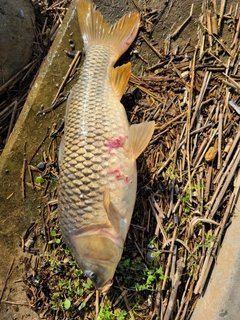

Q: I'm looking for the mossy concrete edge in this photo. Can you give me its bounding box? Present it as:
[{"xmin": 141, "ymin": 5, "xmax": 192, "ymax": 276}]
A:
[{"xmin": 0, "ymin": 2, "xmax": 79, "ymax": 319}]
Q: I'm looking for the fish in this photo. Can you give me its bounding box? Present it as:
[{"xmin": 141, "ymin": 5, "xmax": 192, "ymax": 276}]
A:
[{"xmin": 58, "ymin": 0, "xmax": 155, "ymax": 292}]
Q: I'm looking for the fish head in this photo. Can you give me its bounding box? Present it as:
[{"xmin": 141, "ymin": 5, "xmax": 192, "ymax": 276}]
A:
[{"xmin": 71, "ymin": 233, "xmax": 123, "ymax": 291}]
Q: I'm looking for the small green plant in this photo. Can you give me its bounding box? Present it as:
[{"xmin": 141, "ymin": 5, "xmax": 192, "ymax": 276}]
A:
[
  {"xmin": 50, "ymin": 294, "xmax": 71, "ymax": 311},
  {"xmin": 98, "ymin": 303, "xmax": 114, "ymax": 320},
  {"xmin": 83, "ymin": 278, "xmax": 93, "ymax": 289},
  {"xmin": 204, "ymin": 233, "xmax": 214, "ymax": 248},
  {"xmin": 166, "ymin": 162, "xmax": 176, "ymax": 181},
  {"xmin": 135, "ymin": 266, "xmax": 166, "ymax": 291},
  {"xmin": 49, "ymin": 258, "xmax": 62, "ymax": 274},
  {"xmin": 148, "ymin": 238, "xmax": 162, "ymax": 259},
  {"xmin": 48, "ymin": 230, "xmax": 61, "ymax": 245},
  {"xmin": 36, "ymin": 176, "xmax": 45, "ymax": 184},
  {"xmin": 117, "ymin": 258, "xmax": 131, "ymax": 273},
  {"xmin": 187, "ymin": 258, "xmax": 197, "ymax": 277},
  {"xmin": 98, "ymin": 301, "xmax": 128, "ymax": 320},
  {"xmin": 184, "ymin": 206, "xmax": 191, "ymax": 213},
  {"xmin": 45, "ymin": 242, "xmax": 94, "ymax": 315},
  {"xmin": 195, "ymin": 183, "xmax": 205, "ymax": 190},
  {"xmin": 156, "ymin": 161, "xmax": 165, "ymax": 169},
  {"xmin": 63, "ymin": 298, "xmax": 71, "ymax": 310}
]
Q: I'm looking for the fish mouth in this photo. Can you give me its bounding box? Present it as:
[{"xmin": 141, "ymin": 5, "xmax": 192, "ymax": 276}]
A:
[{"xmin": 97, "ymin": 279, "xmax": 113, "ymax": 293}]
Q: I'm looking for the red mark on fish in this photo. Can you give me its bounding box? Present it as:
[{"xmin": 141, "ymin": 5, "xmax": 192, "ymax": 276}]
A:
[
  {"xmin": 108, "ymin": 168, "xmax": 131, "ymax": 183},
  {"xmin": 105, "ymin": 135, "xmax": 127, "ymax": 150},
  {"xmin": 108, "ymin": 169, "xmax": 124, "ymax": 180}
]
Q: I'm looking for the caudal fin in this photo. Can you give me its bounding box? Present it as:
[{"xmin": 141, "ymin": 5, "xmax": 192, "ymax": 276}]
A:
[{"xmin": 76, "ymin": 0, "xmax": 141, "ymax": 63}]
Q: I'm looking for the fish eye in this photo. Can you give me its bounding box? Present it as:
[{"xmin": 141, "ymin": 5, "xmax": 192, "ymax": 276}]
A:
[{"xmin": 85, "ymin": 270, "xmax": 96, "ymax": 280}]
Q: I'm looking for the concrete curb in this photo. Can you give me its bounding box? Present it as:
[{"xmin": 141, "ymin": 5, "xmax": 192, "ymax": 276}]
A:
[{"xmin": 191, "ymin": 169, "xmax": 240, "ymax": 320}]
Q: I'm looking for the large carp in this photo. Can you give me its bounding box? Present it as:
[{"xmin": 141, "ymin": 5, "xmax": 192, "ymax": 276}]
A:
[{"xmin": 58, "ymin": 0, "xmax": 155, "ymax": 292}]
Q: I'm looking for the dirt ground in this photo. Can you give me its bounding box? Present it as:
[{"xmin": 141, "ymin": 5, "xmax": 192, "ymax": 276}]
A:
[{"xmin": 0, "ymin": 0, "xmax": 239, "ymax": 319}]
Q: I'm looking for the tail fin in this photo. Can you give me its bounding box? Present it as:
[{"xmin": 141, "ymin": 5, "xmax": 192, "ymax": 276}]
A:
[{"xmin": 76, "ymin": 0, "xmax": 140, "ymax": 63}]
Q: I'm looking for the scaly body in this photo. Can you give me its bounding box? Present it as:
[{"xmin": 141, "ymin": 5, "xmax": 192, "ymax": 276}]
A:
[
  {"xmin": 59, "ymin": 45, "xmax": 136, "ymax": 259},
  {"xmin": 58, "ymin": 0, "xmax": 154, "ymax": 291}
]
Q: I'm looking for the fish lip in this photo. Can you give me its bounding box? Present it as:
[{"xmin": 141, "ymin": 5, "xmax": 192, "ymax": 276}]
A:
[{"xmin": 97, "ymin": 279, "xmax": 113, "ymax": 293}]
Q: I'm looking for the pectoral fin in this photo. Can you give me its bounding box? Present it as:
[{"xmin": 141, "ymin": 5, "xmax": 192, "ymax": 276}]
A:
[
  {"xmin": 103, "ymin": 187, "xmax": 123, "ymax": 233},
  {"xmin": 129, "ymin": 121, "xmax": 155, "ymax": 159}
]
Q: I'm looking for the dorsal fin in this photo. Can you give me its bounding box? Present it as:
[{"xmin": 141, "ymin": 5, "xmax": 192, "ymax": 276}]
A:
[{"xmin": 109, "ymin": 63, "xmax": 131, "ymax": 98}]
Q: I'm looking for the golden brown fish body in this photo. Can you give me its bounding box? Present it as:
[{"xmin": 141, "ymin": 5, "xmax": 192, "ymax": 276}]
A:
[{"xmin": 58, "ymin": 0, "xmax": 154, "ymax": 291}]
